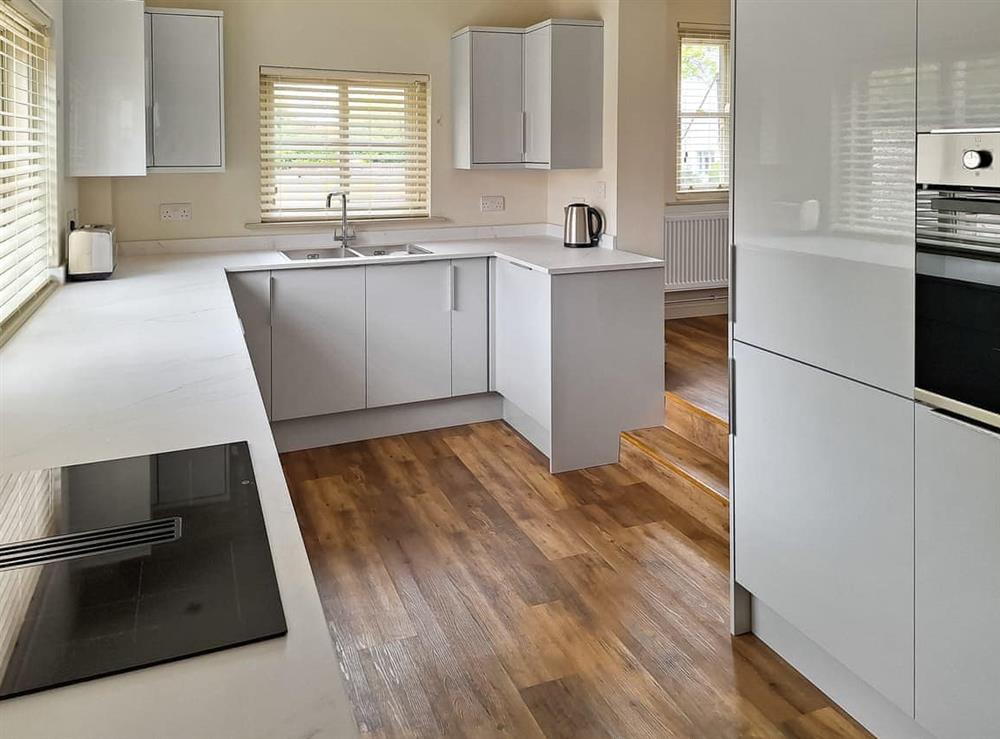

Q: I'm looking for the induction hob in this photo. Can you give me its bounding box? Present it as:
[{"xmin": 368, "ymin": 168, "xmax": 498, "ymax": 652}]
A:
[{"xmin": 0, "ymin": 442, "xmax": 286, "ymax": 700}]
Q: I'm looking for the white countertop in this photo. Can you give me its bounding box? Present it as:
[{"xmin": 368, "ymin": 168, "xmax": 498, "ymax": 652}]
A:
[
  {"xmin": 224, "ymin": 235, "xmax": 664, "ymax": 275},
  {"xmin": 0, "ymin": 237, "xmax": 660, "ymax": 738},
  {"xmin": 0, "ymin": 251, "xmax": 359, "ymax": 739}
]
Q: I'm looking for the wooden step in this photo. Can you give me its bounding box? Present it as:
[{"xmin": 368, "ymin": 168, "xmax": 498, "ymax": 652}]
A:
[
  {"xmin": 665, "ymin": 391, "xmax": 729, "ymax": 464},
  {"xmin": 619, "ymin": 426, "xmax": 729, "ymax": 543}
]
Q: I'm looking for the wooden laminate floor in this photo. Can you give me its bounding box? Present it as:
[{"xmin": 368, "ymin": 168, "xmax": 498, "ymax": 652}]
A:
[
  {"xmin": 665, "ymin": 315, "xmax": 729, "ymax": 421},
  {"xmin": 284, "ymin": 421, "xmax": 870, "ymax": 739}
]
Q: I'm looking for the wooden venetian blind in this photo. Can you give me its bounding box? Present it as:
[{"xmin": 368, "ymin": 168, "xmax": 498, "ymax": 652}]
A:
[
  {"xmin": 677, "ymin": 24, "xmax": 730, "ymax": 195},
  {"xmin": 0, "ymin": 0, "xmax": 54, "ymax": 328},
  {"xmin": 259, "ymin": 67, "xmax": 430, "ymax": 222}
]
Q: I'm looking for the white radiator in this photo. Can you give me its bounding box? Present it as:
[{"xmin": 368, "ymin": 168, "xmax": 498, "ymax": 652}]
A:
[{"xmin": 663, "ymin": 209, "xmax": 729, "ymax": 291}]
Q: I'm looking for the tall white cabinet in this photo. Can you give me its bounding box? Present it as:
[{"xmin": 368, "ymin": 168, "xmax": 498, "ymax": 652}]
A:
[
  {"xmin": 915, "ymin": 405, "xmax": 1000, "ymax": 739},
  {"xmin": 732, "ymin": 0, "xmax": 915, "ymax": 396},
  {"xmin": 451, "ymin": 19, "xmax": 603, "ymax": 170},
  {"xmin": 145, "ymin": 8, "xmax": 225, "ymax": 171}
]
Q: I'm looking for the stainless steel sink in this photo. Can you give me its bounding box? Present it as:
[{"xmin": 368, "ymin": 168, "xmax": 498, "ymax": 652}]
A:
[
  {"xmin": 349, "ymin": 243, "xmax": 431, "ymax": 257},
  {"xmin": 281, "ymin": 247, "xmax": 359, "ymax": 261}
]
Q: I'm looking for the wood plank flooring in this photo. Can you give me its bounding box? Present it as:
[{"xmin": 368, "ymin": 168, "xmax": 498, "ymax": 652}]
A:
[
  {"xmin": 284, "ymin": 421, "xmax": 870, "ymax": 739},
  {"xmin": 665, "ymin": 315, "xmax": 729, "ymax": 421}
]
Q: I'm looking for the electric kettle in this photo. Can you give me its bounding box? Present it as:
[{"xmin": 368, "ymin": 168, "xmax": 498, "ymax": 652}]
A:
[{"xmin": 563, "ymin": 203, "xmax": 604, "ymax": 247}]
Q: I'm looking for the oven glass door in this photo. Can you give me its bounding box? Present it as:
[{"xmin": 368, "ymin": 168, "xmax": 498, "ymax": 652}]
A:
[{"xmin": 915, "ymin": 248, "xmax": 1000, "ymax": 424}]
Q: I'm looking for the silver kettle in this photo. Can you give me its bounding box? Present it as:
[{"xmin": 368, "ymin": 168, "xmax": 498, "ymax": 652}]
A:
[{"xmin": 563, "ymin": 203, "xmax": 604, "ymax": 247}]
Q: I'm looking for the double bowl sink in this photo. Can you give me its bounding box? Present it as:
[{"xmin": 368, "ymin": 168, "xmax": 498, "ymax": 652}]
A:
[{"xmin": 282, "ymin": 243, "xmax": 431, "ymax": 261}]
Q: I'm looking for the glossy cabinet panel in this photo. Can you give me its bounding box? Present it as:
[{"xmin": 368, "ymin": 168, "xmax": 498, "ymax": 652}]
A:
[
  {"xmin": 471, "ymin": 31, "xmax": 523, "ymax": 165},
  {"xmin": 148, "ymin": 11, "xmax": 224, "ymax": 170},
  {"xmin": 366, "ymin": 261, "xmax": 453, "ymax": 408},
  {"xmin": 66, "ymin": 0, "xmax": 146, "ymax": 177},
  {"xmin": 915, "ymin": 404, "xmax": 1000, "ymax": 739},
  {"xmin": 733, "ymin": 0, "xmax": 915, "ymax": 396},
  {"xmin": 733, "ymin": 341, "xmax": 915, "ymax": 714},
  {"xmin": 523, "ymin": 26, "xmax": 552, "ymax": 165},
  {"xmin": 271, "ymin": 268, "xmax": 366, "ymax": 421},
  {"xmin": 917, "ymin": 0, "xmax": 1000, "ymax": 132},
  {"xmin": 451, "ymin": 258, "xmax": 489, "ymax": 396},
  {"xmin": 227, "ymin": 271, "xmax": 272, "ymax": 419}
]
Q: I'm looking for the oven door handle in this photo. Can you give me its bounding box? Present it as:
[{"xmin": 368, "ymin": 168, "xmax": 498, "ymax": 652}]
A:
[{"xmin": 931, "ymin": 197, "xmax": 1000, "ymax": 216}]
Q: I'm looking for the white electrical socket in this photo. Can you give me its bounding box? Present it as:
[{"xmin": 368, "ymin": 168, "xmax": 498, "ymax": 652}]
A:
[
  {"xmin": 160, "ymin": 203, "xmax": 192, "ymax": 222},
  {"xmin": 480, "ymin": 195, "xmax": 505, "ymax": 213}
]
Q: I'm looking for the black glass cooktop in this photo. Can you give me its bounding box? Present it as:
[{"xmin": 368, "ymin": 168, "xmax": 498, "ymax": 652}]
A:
[{"xmin": 0, "ymin": 442, "xmax": 286, "ymax": 700}]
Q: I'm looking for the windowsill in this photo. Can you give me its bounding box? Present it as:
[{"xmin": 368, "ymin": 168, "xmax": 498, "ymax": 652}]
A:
[
  {"xmin": 245, "ymin": 216, "xmax": 449, "ymax": 231},
  {"xmin": 0, "ymin": 280, "xmax": 57, "ymax": 349},
  {"xmin": 673, "ymin": 193, "xmax": 730, "ymax": 206}
]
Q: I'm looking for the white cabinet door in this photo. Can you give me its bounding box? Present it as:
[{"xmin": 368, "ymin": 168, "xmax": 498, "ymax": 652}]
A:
[
  {"xmin": 471, "ymin": 31, "xmax": 523, "ymax": 165},
  {"xmin": 917, "ymin": 0, "xmax": 1000, "ymax": 132},
  {"xmin": 148, "ymin": 11, "xmax": 224, "ymax": 169},
  {"xmin": 522, "ymin": 26, "xmax": 551, "ymax": 165},
  {"xmin": 227, "ymin": 271, "xmax": 272, "ymax": 419},
  {"xmin": 915, "ymin": 405, "xmax": 1000, "ymax": 739},
  {"xmin": 452, "ymin": 258, "xmax": 489, "ymax": 396},
  {"xmin": 732, "ymin": 0, "xmax": 915, "ymax": 396},
  {"xmin": 271, "ymin": 268, "xmax": 366, "ymax": 421},
  {"xmin": 65, "ymin": 0, "xmax": 146, "ymax": 177},
  {"xmin": 549, "ymin": 22, "xmax": 602, "ymax": 169},
  {"xmin": 733, "ymin": 341, "xmax": 915, "ymax": 714},
  {"xmin": 366, "ymin": 261, "xmax": 452, "ymax": 408},
  {"xmin": 494, "ymin": 258, "xmax": 551, "ymax": 431}
]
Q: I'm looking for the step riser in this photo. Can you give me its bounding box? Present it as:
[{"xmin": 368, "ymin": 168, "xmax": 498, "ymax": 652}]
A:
[
  {"xmin": 665, "ymin": 393, "xmax": 729, "ymax": 464},
  {"xmin": 619, "ymin": 439, "xmax": 729, "ymax": 543}
]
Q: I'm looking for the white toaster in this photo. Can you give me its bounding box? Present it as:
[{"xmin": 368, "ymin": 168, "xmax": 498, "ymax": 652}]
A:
[{"xmin": 67, "ymin": 225, "xmax": 116, "ymax": 281}]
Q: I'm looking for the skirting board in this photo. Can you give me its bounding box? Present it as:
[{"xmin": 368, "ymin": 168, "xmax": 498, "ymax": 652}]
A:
[
  {"xmin": 750, "ymin": 597, "xmax": 935, "ymax": 739},
  {"xmin": 665, "ymin": 288, "xmax": 728, "ymax": 319},
  {"xmin": 272, "ymin": 393, "xmax": 503, "ymax": 453}
]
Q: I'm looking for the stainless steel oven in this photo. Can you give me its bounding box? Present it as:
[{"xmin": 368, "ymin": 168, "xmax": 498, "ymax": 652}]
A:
[{"xmin": 915, "ymin": 131, "xmax": 1000, "ymax": 430}]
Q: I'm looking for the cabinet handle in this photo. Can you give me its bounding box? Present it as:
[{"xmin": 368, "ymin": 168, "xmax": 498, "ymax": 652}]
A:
[
  {"xmin": 447, "ymin": 263, "xmax": 456, "ymax": 311},
  {"xmin": 268, "ymin": 273, "xmax": 274, "ymax": 326},
  {"xmin": 928, "ymin": 407, "xmax": 1000, "ymax": 439},
  {"xmin": 521, "ymin": 111, "xmax": 527, "ymax": 156},
  {"xmin": 728, "ymin": 357, "xmax": 736, "ymax": 437},
  {"xmin": 508, "ymin": 260, "xmax": 533, "ymax": 271},
  {"xmin": 729, "ymin": 243, "xmax": 736, "ymax": 324}
]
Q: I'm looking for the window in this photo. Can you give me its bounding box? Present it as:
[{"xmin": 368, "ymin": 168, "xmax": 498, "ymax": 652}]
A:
[
  {"xmin": 677, "ymin": 25, "xmax": 730, "ymax": 196},
  {"xmin": 0, "ymin": 0, "xmax": 55, "ymax": 330},
  {"xmin": 259, "ymin": 67, "xmax": 429, "ymax": 223}
]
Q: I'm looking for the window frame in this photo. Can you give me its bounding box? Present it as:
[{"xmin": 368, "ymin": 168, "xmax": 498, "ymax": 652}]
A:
[
  {"xmin": 258, "ymin": 66, "xmax": 431, "ymax": 225},
  {"xmin": 675, "ymin": 24, "xmax": 731, "ymax": 201}
]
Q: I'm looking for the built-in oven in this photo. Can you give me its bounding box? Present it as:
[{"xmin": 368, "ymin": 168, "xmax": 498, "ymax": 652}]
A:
[{"xmin": 915, "ymin": 131, "xmax": 1000, "ymax": 431}]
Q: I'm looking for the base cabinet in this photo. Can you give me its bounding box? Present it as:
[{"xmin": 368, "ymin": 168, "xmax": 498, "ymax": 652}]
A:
[
  {"xmin": 270, "ymin": 267, "xmax": 366, "ymax": 421},
  {"xmin": 733, "ymin": 341, "xmax": 915, "ymax": 714},
  {"xmin": 227, "ymin": 271, "xmax": 272, "ymax": 418},
  {"xmin": 915, "ymin": 405, "xmax": 1000, "ymax": 739}
]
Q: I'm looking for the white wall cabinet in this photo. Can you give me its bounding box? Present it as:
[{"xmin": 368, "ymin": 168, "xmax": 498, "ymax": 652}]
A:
[
  {"xmin": 145, "ymin": 8, "xmax": 225, "ymax": 172},
  {"xmin": 270, "ymin": 268, "xmax": 366, "ymax": 422},
  {"xmin": 451, "ymin": 20, "xmax": 602, "ymax": 170},
  {"xmin": 66, "ymin": 0, "xmax": 147, "ymax": 177},
  {"xmin": 732, "ymin": 0, "xmax": 914, "ymax": 396},
  {"xmin": 917, "ymin": 0, "xmax": 1000, "ymax": 132},
  {"xmin": 227, "ymin": 271, "xmax": 272, "ymax": 419},
  {"xmin": 366, "ymin": 261, "xmax": 453, "ymax": 408},
  {"xmin": 915, "ymin": 405, "xmax": 1000, "ymax": 739},
  {"xmin": 733, "ymin": 340, "xmax": 915, "ymax": 715}
]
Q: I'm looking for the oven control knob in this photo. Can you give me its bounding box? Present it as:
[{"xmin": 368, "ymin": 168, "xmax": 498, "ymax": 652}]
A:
[{"xmin": 962, "ymin": 149, "xmax": 992, "ymax": 170}]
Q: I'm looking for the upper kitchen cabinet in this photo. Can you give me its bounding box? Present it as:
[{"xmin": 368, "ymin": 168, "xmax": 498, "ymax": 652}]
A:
[
  {"xmin": 451, "ymin": 20, "xmax": 603, "ymax": 170},
  {"xmin": 917, "ymin": 0, "xmax": 1000, "ymax": 132},
  {"xmin": 146, "ymin": 8, "xmax": 225, "ymax": 172},
  {"xmin": 732, "ymin": 0, "xmax": 915, "ymax": 397},
  {"xmin": 66, "ymin": 0, "xmax": 147, "ymax": 177}
]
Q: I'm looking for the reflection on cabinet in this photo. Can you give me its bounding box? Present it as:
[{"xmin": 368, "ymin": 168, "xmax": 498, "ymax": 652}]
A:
[
  {"xmin": 146, "ymin": 8, "xmax": 225, "ymax": 172},
  {"xmin": 451, "ymin": 258, "xmax": 489, "ymax": 396},
  {"xmin": 366, "ymin": 261, "xmax": 453, "ymax": 408},
  {"xmin": 66, "ymin": 0, "xmax": 146, "ymax": 177},
  {"xmin": 733, "ymin": 340, "xmax": 915, "ymax": 715},
  {"xmin": 227, "ymin": 271, "xmax": 272, "ymax": 418},
  {"xmin": 917, "ymin": 0, "xmax": 1000, "ymax": 132},
  {"xmin": 270, "ymin": 267, "xmax": 366, "ymax": 422},
  {"xmin": 732, "ymin": 0, "xmax": 914, "ymax": 396},
  {"xmin": 915, "ymin": 405, "xmax": 1000, "ymax": 739},
  {"xmin": 451, "ymin": 19, "xmax": 603, "ymax": 170}
]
